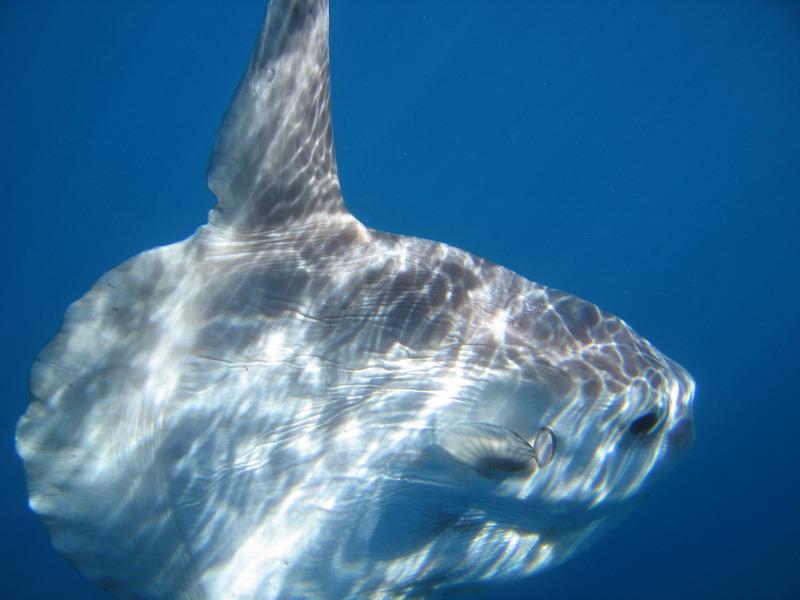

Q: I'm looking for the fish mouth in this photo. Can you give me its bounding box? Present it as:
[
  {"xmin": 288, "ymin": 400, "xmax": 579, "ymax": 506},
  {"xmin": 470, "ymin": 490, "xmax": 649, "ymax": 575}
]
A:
[{"xmin": 667, "ymin": 416, "xmax": 695, "ymax": 451}]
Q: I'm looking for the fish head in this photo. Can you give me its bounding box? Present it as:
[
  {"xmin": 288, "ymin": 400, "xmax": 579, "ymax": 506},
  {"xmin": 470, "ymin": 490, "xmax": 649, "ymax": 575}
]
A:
[
  {"xmin": 533, "ymin": 340, "xmax": 696, "ymax": 509},
  {"xmin": 495, "ymin": 288, "xmax": 697, "ymax": 504},
  {"xmin": 419, "ymin": 286, "xmax": 696, "ymax": 571}
]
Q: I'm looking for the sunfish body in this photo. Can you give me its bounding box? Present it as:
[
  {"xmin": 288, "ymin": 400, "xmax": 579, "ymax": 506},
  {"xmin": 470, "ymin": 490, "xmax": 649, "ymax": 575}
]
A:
[{"xmin": 16, "ymin": 1, "xmax": 695, "ymax": 598}]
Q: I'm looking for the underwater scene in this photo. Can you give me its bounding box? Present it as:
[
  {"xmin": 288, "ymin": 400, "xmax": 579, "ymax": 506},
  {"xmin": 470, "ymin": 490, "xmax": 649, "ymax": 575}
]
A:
[{"xmin": 2, "ymin": 1, "xmax": 798, "ymax": 598}]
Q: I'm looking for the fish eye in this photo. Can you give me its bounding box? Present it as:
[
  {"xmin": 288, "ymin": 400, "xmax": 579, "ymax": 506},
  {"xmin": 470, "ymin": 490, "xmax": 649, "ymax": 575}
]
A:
[{"xmin": 629, "ymin": 411, "xmax": 660, "ymax": 435}]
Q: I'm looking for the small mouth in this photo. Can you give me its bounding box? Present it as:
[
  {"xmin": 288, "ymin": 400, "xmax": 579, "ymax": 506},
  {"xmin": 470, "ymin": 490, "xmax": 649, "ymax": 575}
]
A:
[{"xmin": 667, "ymin": 417, "xmax": 695, "ymax": 451}]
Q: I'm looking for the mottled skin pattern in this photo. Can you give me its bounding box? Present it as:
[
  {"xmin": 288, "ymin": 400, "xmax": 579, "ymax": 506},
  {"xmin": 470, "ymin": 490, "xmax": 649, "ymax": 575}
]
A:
[{"xmin": 16, "ymin": 1, "xmax": 694, "ymax": 598}]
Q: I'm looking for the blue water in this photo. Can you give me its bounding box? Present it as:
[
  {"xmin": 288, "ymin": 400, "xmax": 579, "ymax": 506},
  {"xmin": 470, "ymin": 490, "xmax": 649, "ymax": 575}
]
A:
[{"xmin": 2, "ymin": 2, "xmax": 798, "ymax": 598}]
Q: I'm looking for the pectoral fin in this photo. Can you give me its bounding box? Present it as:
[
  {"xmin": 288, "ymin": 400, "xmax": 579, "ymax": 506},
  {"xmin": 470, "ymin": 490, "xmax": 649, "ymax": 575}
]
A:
[{"xmin": 437, "ymin": 423, "xmax": 535, "ymax": 478}]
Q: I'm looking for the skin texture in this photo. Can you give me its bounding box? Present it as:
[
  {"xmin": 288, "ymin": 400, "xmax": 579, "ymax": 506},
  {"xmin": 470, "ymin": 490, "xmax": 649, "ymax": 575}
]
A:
[{"xmin": 16, "ymin": 1, "xmax": 694, "ymax": 598}]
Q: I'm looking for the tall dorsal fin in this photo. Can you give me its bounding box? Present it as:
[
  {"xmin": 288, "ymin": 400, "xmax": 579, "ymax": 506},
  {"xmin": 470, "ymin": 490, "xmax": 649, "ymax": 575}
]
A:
[{"xmin": 207, "ymin": 0, "xmax": 347, "ymax": 232}]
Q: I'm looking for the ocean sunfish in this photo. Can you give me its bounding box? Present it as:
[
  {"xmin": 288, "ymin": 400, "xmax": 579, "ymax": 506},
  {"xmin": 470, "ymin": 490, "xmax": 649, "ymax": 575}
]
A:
[{"xmin": 16, "ymin": 1, "xmax": 695, "ymax": 598}]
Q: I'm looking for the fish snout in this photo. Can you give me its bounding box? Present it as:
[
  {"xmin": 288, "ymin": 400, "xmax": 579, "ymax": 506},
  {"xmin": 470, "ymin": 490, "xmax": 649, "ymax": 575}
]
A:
[
  {"xmin": 664, "ymin": 359, "xmax": 695, "ymax": 452},
  {"xmin": 667, "ymin": 416, "xmax": 694, "ymax": 452}
]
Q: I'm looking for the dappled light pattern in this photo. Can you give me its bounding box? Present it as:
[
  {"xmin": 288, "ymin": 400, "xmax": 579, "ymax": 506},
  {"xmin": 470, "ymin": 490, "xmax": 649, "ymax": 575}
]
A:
[
  {"xmin": 16, "ymin": 0, "xmax": 695, "ymax": 598},
  {"xmin": 208, "ymin": 0, "xmax": 344, "ymax": 233}
]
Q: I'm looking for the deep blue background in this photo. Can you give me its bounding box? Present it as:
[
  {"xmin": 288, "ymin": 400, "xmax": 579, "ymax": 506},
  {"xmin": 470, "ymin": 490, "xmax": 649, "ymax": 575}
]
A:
[{"xmin": 2, "ymin": 2, "xmax": 798, "ymax": 598}]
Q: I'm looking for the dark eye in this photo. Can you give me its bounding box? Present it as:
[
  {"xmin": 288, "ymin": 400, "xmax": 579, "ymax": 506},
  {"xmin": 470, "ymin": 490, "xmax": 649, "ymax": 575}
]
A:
[{"xmin": 629, "ymin": 412, "xmax": 659, "ymax": 435}]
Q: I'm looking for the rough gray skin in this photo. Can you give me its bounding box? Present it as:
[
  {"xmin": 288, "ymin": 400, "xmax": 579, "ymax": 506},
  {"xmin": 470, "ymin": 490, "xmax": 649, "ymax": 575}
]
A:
[{"xmin": 16, "ymin": 1, "xmax": 695, "ymax": 598}]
